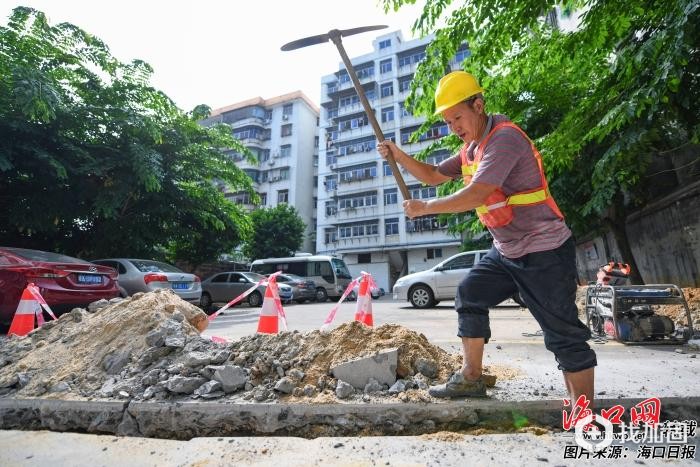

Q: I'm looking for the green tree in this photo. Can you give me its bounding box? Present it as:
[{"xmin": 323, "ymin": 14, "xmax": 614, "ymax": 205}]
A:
[
  {"xmin": 383, "ymin": 0, "xmax": 700, "ymax": 282},
  {"xmin": 0, "ymin": 7, "xmax": 256, "ymax": 266},
  {"xmin": 243, "ymin": 204, "xmax": 306, "ymax": 260}
]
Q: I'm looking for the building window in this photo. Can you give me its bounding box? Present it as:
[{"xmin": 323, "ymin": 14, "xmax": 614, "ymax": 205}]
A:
[
  {"xmin": 358, "ymin": 253, "xmax": 371, "ymax": 263},
  {"xmin": 385, "ymin": 217, "xmax": 399, "ymax": 235},
  {"xmin": 277, "ymin": 190, "xmax": 289, "ymax": 204},
  {"xmin": 260, "ymin": 193, "xmax": 267, "ymax": 206},
  {"xmin": 398, "ymin": 56, "xmax": 412, "ymax": 68},
  {"xmin": 339, "ymin": 95, "xmax": 359, "ymax": 108},
  {"xmin": 282, "ymin": 103, "xmax": 293, "ymax": 117},
  {"xmin": 281, "ymin": 124, "xmax": 292, "ymax": 137},
  {"xmin": 280, "ymin": 168, "xmax": 289, "ymax": 180},
  {"xmin": 427, "ymin": 151, "xmax": 450, "ymax": 165},
  {"xmin": 399, "ymin": 78, "xmax": 412, "ymax": 93},
  {"xmin": 280, "ymin": 144, "xmax": 291, "ymax": 158},
  {"xmin": 405, "ymin": 215, "xmax": 448, "ymax": 232},
  {"xmin": 384, "ymin": 188, "xmax": 397, "ymax": 205},
  {"xmin": 379, "ymin": 39, "xmax": 391, "ymax": 49},
  {"xmin": 427, "ymin": 248, "xmax": 443, "ymax": 259},
  {"xmin": 338, "ymin": 192, "xmax": 378, "ymax": 209},
  {"xmin": 381, "ymin": 107, "xmax": 394, "ymax": 123},
  {"xmin": 383, "ymin": 161, "xmax": 394, "ymax": 177},
  {"xmin": 380, "ymin": 82, "xmax": 393, "ymax": 98},
  {"xmin": 454, "ymin": 47, "xmax": 470, "ymax": 63},
  {"xmin": 356, "ymin": 66, "xmax": 374, "ymax": 80},
  {"xmin": 339, "ymin": 165, "xmax": 377, "ymax": 182},
  {"xmin": 324, "ymin": 228, "xmax": 337, "ymax": 243},
  {"xmin": 325, "ymin": 201, "xmax": 338, "ymax": 216},
  {"xmin": 379, "ymin": 59, "xmax": 392, "ymax": 74},
  {"xmin": 314, "ymin": 136, "xmax": 319, "ymax": 148},
  {"xmin": 400, "ymin": 102, "xmax": 410, "ymax": 117},
  {"xmin": 324, "ymin": 175, "xmax": 338, "ymax": 191},
  {"xmin": 420, "ymin": 186, "xmax": 437, "ymax": 199}
]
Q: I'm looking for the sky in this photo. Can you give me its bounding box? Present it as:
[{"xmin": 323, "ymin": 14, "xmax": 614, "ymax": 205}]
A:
[{"xmin": 1, "ymin": 1, "xmax": 426, "ymax": 112}]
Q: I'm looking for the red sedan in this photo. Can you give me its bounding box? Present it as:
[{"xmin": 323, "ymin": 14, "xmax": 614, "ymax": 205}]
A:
[{"xmin": 0, "ymin": 247, "xmax": 119, "ymax": 332}]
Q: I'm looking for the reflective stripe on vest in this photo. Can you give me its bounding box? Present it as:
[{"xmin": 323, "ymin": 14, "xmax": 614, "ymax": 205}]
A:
[{"xmin": 461, "ymin": 122, "xmax": 564, "ymax": 227}]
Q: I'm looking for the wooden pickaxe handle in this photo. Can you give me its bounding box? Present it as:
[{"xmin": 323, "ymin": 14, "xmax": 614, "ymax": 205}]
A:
[{"xmin": 329, "ymin": 32, "xmax": 411, "ymax": 201}]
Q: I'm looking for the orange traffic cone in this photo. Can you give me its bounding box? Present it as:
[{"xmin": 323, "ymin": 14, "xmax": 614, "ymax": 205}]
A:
[
  {"xmin": 256, "ymin": 285, "xmax": 279, "ymax": 334},
  {"xmin": 8, "ymin": 286, "xmax": 42, "ymax": 337},
  {"xmin": 354, "ymin": 275, "xmax": 374, "ymax": 327}
]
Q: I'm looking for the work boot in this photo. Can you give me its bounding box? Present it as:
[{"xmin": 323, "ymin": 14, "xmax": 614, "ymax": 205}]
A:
[{"xmin": 428, "ymin": 372, "xmax": 486, "ymax": 398}]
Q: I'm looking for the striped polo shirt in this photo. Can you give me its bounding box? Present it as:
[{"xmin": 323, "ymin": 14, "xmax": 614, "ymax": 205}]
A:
[{"xmin": 438, "ymin": 114, "xmax": 571, "ymax": 258}]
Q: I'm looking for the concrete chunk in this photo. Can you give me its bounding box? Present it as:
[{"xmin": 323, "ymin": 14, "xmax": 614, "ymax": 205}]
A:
[{"xmin": 331, "ymin": 348, "xmax": 398, "ymax": 389}]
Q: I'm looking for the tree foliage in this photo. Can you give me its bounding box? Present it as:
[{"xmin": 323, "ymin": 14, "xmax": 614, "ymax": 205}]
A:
[
  {"xmin": 382, "ymin": 0, "xmax": 699, "ymax": 278},
  {"xmin": 243, "ymin": 204, "xmax": 306, "ymax": 260},
  {"xmin": 0, "ymin": 7, "xmax": 256, "ymax": 266}
]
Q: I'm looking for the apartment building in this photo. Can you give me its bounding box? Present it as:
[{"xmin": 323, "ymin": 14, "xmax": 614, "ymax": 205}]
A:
[
  {"xmin": 201, "ymin": 92, "xmax": 320, "ymax": 254},
  {"xmin": 316, "ymin": 31, "xmax": 470, "ymax": 292}
]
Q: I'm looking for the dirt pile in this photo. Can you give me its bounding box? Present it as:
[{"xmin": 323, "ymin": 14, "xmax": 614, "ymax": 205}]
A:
[
  {"xmin": 656, "ymin": 287, "xmax": 700, "ymax": 328},
  {"xmin": 0, "ymin": 290, "xmax": 514, "ymax": 404}
]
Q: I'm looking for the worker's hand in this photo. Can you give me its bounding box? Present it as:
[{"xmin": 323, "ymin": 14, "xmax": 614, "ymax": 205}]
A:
[
  {"xmin": 403, "ymin": 199, "xmax": 428, "ymax": 219},
  {"xmin": 377, "ymin": 140, "xmax": 401, "ymax": 162}
]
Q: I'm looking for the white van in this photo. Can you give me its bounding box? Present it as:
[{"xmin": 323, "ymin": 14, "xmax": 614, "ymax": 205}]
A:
[{"xmin": 250, "ymin": 255, "xmax": 353, "ymax": 302}]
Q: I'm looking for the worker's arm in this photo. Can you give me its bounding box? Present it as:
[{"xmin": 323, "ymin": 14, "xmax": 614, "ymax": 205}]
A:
[
  {"xmin": 403, "ymin": 181, "xmax": 498, "ymax": 218},
  {"xmin": 377, "ymin": 140, "xmax": 451, "ymax": 186}
]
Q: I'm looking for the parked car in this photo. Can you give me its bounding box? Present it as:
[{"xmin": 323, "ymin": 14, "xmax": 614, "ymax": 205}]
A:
[
  {"xmin": 392, "ymin": 250, "xmax": 490, "ymax": 308},
  {"xmin": 348, "ymin": 284, "xmax": 384, "ymax": 301},
  {"xmin": 90, "ymin": 258, "xmax": 201, "ymax": 304},
  {"xmin": 0, "ymin": 247, "xmax": 119, "ymax": 331},
  {"xmin": 274, "ymin": 273, "xmax": 316, "ymax": 303},
  {"xmin": 200, "ymin": 272, "xmax": 293, "ymax": 312}
]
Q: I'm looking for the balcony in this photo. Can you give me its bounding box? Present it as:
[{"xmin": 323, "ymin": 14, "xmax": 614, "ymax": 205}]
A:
[
  {"xmin": 229, "ymin": 116, "xmax": 267, "ymax": 129},
  {"xmin": 338, "ymin": 71, "xmax": 375, "ymax": 91},
  {"xmin": 334, "ymin": 125, "xmax": 373, "ymax": 143}
]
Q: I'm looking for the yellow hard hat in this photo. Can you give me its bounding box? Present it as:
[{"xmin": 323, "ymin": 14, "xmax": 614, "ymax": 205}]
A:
[{"xmin": 434, "ymin": 71, "xmax": 485, "ymax": 115}]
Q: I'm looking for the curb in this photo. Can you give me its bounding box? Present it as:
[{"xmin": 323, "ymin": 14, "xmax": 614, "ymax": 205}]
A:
[{"xmin": 1, "ymin": 397, "xmax": 698, "ymax": 439}]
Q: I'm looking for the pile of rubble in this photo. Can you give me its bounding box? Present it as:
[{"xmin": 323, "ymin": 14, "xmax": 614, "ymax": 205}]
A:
[{"xmin": 0, "ymin": 290, "xmax": 509, "ymax": 404}]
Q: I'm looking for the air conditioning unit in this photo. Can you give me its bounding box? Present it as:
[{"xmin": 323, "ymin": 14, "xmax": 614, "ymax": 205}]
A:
[
  {"xmin": 329, "ymin": 164, "xmax": 336, "ymax": 170},
  {"xmin": 268, "ymin": 160, "xmax": 275, "ymax": 166},
  {"xmin": 271, "ymin": 176, "xmax": 280, "ymax": 182},
  {"xmin": 282, "ymin": 114, "xmax": 289, "ymax": 120},
  {"xmin": 273, "ymin": 152, "xmax": 280, "ymax": 159},
  {"xmin": 264, "ymin": 118, "xmax": 271, "ymax": 124}
]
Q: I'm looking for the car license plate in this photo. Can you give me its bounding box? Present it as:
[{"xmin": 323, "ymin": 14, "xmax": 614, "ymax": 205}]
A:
[
  {"xmin": 77, "ymin": 274, "xmax": 102, "ymax": 284},
  {"xmin": 172, "ymin": 282, "xmax": 188, "ymax": 290}
]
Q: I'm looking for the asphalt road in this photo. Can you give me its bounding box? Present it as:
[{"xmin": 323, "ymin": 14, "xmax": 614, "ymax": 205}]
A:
[{"xmin": 203, "ymin": 298, "xmax": 700, "ymax": 402}]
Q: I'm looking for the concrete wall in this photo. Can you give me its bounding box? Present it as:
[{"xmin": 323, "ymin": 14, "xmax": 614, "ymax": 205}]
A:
[
  {"xmin": 575, "ymin": 180, "xmax": 700, "ymax": 286},
  {"xmin": 346, "ymin": 260, "xmax": 390, "ymax": 293}
]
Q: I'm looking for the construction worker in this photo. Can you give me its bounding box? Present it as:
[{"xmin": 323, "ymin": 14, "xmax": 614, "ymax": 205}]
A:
[{"xmin": 377, "ymin": 71, "xmax": 596, "ymax": 401}]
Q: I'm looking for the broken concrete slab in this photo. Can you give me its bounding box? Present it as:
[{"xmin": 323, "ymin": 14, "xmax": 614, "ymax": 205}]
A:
[{"xmin": 331, "ymin": 347, "xmax": 398, "ymax": 389}]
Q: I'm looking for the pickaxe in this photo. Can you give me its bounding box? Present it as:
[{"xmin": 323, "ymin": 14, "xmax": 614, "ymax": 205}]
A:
[{"xmin": 281, "ymin": 25, "xmax": 411, "ymax": 200}]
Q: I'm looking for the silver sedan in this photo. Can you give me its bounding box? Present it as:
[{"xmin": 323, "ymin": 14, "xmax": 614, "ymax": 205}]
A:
[{"xmin": 91, "ymin": 258, "xmax": 202, "ymax": 304}]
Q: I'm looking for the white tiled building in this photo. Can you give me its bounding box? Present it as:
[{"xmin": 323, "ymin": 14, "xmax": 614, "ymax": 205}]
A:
[
  {"xmin": 201, "ymin": 92, "xmax": 320, "ymax": 254},
  {"xmin": 315, "ymin": 31, "xmax": 470, "ymax": 292}
]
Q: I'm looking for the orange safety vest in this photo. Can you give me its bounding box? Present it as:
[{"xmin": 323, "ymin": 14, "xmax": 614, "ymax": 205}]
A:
[{"xmin": 461, "ymin": 122, "xmax": 564, "ymax": 228}]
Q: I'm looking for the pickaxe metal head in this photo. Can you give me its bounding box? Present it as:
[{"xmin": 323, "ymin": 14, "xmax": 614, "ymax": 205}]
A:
[
  {"xmin": 280, "ymin": 25, "xmax": 388, "ymax": 51},
  {"xmin": 280, "ymin": 24, "xmax": 411, "ymax": 201}
]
